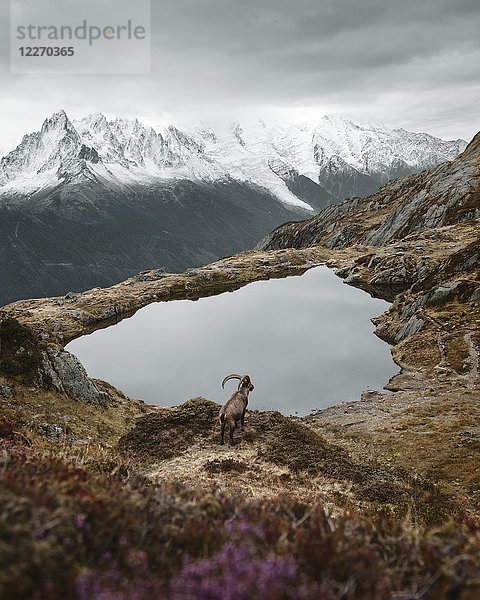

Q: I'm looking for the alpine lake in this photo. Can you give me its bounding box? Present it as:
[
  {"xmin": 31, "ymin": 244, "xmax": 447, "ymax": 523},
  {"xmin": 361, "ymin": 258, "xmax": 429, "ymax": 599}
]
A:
[{"xmin": 67, "ymin": 266, "xmax": 398, "ymax": 416}]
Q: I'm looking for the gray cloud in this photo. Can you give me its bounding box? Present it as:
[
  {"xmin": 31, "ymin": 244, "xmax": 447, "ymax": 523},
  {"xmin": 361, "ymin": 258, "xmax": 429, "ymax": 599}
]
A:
[{"xmin": 0, "ymin": 0, "xmax": 479, "ymax": 150}]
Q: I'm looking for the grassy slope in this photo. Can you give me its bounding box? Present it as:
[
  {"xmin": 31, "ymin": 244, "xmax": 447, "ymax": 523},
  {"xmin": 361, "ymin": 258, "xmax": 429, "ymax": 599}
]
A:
[{"xmin": 2, "ymin": 404, "xmax": 480, "ymax": 600}]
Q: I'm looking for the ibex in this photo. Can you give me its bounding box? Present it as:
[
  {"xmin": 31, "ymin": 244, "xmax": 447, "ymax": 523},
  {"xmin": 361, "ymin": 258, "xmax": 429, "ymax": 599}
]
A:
[{"xmin": 219, "ymin": 374, "xmax": 254, "ymax": 445}]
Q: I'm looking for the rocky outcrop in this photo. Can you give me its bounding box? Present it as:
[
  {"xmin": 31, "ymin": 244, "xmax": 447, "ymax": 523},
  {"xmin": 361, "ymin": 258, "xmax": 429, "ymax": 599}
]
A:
[
  {"xmin": 36, "ymin": 348, "xmax": 111, "ymax": 403},
  {"xmin": 258, "ymin": 132, "xmax": 480, "ymax": 252},
  {"xmin": 0, "ymin": 311, "xmax": 109, "ymax": 404},
  {"xmin": 77, "ymin": 144, "xmax": 99, "ymax": 163},
  {"xmin": 0, "ymin": 379, "xmax": 12, "ymax": 398}
]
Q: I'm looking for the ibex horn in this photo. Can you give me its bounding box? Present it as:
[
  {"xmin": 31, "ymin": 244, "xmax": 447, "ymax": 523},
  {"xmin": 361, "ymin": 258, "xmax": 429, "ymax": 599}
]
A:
[{"xmin": 222, "ymin": 374, "xmax": 242, "ymax": 389}]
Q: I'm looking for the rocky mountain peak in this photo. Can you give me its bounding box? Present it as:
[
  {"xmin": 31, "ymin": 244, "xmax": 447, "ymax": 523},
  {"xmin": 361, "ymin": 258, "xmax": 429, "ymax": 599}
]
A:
[
  {"xmin": 40, "ymin": 109, "xmax": 71, "ymax": 132},
  {"xmin": 258, "ymin": 129, "xmax": 480, "ymax": 253},
  {"xmin": 81, "ymin": 112, "xmax": 110, "ymax": 130},
  {"xmin": 0, "ymin": 110, "xmax": 469, "ymax": 213},
  {"xmin": 0, "ymin": 110, "xmax": 82, "ymax": 186},
  {"xmin": 461, "ymin": 130, "xmax": 480, "ymax": 159}
]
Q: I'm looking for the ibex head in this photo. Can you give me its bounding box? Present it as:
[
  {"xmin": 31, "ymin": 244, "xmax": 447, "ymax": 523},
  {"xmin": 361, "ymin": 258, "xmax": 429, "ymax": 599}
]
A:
[{"xmin": 222, "ymin": 374, "xmax": 254, "ymax": 392}]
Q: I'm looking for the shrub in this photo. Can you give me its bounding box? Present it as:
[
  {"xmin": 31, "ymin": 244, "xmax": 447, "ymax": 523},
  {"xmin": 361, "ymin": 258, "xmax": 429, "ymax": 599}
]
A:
[
  {"xmin": 1, "ymin": 434, "xmax": 480, "ymax": 600},
  {"xmin": 169, "ymin": 543, "xmax": 332, "ymax": 600}
]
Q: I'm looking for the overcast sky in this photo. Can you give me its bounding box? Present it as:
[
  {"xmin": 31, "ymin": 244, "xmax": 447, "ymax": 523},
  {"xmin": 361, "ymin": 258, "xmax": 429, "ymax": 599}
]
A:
[{"xmin": 1, "ymin": 0, "xmax": 479, "ymax": 153}]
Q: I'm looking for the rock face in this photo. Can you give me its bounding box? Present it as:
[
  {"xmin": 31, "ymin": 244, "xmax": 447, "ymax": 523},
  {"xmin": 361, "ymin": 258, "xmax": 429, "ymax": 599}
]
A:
[
  {"xmin": 0, "ymin": 311, "xmax": 109, "ymax": 404},
  {"xmin": 37, "ymin": 348, "xmax": 111, "ymax": 403},
  {"xmin": 258, "ymin": 132, "xmax": 480, "ymax": 252}
]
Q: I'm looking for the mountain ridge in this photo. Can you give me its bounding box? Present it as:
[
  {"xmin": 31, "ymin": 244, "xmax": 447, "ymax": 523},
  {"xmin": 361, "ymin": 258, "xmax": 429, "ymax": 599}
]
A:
[
  {"xmin": 0, "ymin": 112, "xmax": 468, "ymax": 305},
  {"xmin": 258, "ymin": 130, "xmax": 480, "ymax": 255},
  {"xmin": 0, "ymin": 110, "xmax": 466, "ymax": 210}
]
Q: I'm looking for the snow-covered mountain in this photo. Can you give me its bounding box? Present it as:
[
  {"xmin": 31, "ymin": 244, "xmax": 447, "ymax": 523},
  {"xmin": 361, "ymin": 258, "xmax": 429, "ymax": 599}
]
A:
[
  {"xmin": 0, "ymin": 111, "xmax": 467, "ymax": 305},
  {"xmin": 0, "ymin": 110, "xmax": 466, "ymax": 212}
]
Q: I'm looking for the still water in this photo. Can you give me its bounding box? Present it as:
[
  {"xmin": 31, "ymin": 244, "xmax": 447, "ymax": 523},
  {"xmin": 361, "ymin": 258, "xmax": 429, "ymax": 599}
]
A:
[{"xmin": 67, "ymin": 267, "xmax": 398, "ymax": 415}]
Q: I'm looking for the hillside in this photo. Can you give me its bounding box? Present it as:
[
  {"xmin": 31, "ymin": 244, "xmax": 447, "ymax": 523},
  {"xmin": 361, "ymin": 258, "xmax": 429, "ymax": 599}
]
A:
[
  {"xmin": 0, "ymin": 131, "xmax": 479, "ymax": 598},
  {"xmin": 259, "ymin": 132, "xmax": 480, "ymax": 252}
]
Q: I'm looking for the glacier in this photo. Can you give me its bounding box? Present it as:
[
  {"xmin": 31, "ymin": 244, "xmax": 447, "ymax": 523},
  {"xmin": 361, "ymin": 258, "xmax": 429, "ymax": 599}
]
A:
[{"xmin": 0, "ymin": 110, "xmax": 467, "ymax": 213}]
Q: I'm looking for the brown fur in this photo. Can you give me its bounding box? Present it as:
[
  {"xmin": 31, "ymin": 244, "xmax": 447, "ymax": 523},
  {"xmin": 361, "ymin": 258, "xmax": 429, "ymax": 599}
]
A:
[{"xmin": 219, "ymin": 375, "xmax": 254, "ymax": 445}]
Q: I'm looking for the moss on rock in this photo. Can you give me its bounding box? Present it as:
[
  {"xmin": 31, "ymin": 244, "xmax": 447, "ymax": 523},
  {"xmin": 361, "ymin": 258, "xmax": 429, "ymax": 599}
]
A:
[
  {"xmin": 0, "ymin": 316, "xmax": 44, "ymax": 383},
  {"xmin": 119, "ymin": 397, "xmax": 220, "ymax": 460},
  {"xmin": 264, "ymin": 417, "xmax": 364, "ymax": 479}
]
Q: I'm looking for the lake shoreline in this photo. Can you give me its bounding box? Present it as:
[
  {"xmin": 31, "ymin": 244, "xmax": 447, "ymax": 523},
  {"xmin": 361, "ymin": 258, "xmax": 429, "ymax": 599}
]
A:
[{"xmin": 1, "ymin": 217, "xmax": 479, "ymax": 504}]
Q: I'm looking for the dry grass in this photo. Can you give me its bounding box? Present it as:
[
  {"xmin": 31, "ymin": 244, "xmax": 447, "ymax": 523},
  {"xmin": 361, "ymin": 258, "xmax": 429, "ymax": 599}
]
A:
[
  {"xmin": 310, "ymin": 388, "xmax": 480, "ymax": 513},
  {"xmin": 0, "ymin": 377, "xmax": 150, "ymax": 447},
  {"xmin": 149, "ymin": 440, "xmax": 353, "ymax": 508}
]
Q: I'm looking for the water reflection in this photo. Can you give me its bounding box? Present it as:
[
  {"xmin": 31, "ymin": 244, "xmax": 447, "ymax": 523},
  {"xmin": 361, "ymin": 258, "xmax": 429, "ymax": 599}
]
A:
[{"xmin": 67, "ymin": 267, "xmax": 398, "ymax": 415}]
